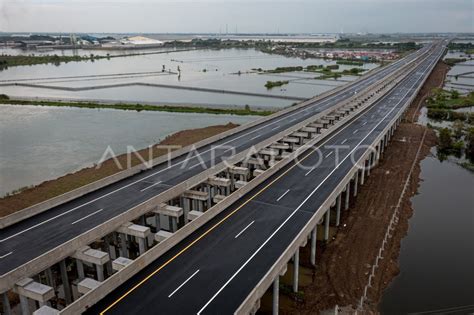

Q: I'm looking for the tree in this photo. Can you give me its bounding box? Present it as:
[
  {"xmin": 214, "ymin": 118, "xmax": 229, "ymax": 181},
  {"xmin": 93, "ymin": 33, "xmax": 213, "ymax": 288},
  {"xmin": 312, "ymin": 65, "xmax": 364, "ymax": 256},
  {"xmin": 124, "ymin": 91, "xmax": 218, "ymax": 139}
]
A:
[
  {"xmin": 438, "ymin": 128, "xmax": 453, "ymax": 152},
  {"xmin": 451, "ymin": 89, "xmax": 460, "ymax": 99},
  {"xmin": 452, "ymin": 120, "xmax": 464, "ymax": 139}
]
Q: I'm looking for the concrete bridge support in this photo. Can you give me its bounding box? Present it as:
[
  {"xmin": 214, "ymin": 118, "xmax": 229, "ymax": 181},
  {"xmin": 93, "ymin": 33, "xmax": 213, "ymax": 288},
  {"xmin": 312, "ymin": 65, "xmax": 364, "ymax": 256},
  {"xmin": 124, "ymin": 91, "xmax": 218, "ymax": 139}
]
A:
[
  {"xmin": 272, "ymin": 277, "xmax": 279, "ymax": 315},
  {"xmin": 153, "ymin": 204, "xmax": 183, "ymax": 233},
  {"xmin": 353, "ymin": 171, "xmax": 359, "ymax": 197},
  {"xmin": 310, "ymin": 225, "xmax": 318, "ymax": 266},
  {"xmin": 2, "ymin": 292, "xmax": 11, "ymax": 315},
  {"xmin": 324, "ymin": 208, "xmax": 331, "ymax": 241},
  {"xmin": 292, "ymin": 249, "xmax": 299, "ymax": 293},
  {"xmin": 335, "ymin": 193, "xmax": 342, "ymax": 226},
  {"xmin": 344, "ymin": 183, "xmax": 350, "ymax": 210},
  {"xmin": 72, "ymin": 246, "xmax": 110, "ymax": 282},
  {"xmin": 59, "ymin": 260, "xmax": 72, "ymax": 304},
  {"xmin": 15, "ymin": 278, "xmax": 55, "ymax": 315},
  {"xmin": 117, "ymin": 222, "xmax": 151, "ymax": 256}
]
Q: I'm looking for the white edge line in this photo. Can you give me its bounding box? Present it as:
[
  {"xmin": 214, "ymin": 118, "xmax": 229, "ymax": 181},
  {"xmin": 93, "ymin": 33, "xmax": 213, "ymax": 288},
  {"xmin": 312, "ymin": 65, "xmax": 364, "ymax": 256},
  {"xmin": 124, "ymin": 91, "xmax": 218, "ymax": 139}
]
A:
[
  {"xmin": 234, "ymin": 221, "xmax": 255, "ymax": 239},
  {"xmin": 305, "ymin": 167, "xmax": 315, "ymax": 176},
  {"xmin": 71, "ymin": 208, "xmax": 104, "ymax": 225},
  {"xmin": 276, "ymin": 189, "xmax": 290, "ymax": 202},
  {"xmin": 140, "ymin": 181, "xmax": 163, "ymax": 192},
  {"xmin": 0, "ymin": 252, "xmax": 13, "ymax": 259},
  {"xmin": 0, "ymin": 55, "xmax": 409, "ymax": 242},
  {"xmin": 168, "ymin": 269, "xmax": 200, "ymax": 298},
  {"xmin": 196, "ymin": 53, "xmax": 434, "ymax": 314}
]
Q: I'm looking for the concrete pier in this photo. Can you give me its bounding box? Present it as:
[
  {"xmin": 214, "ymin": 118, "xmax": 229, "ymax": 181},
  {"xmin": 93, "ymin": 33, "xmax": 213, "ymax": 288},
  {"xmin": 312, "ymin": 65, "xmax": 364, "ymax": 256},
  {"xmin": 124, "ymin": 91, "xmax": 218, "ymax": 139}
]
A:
[
  {"xmin": 324, "ymin": 209, "xmax": 331, "ymax": 241},
  {"xmin": 335, "ymin": 194, "xmax": 342, "ymax": 226},
  {"xmin": 59, "ymin": 260, "xmax": 72, "ymax": 304},
  {"xmin": 2, "ymin": 292, "xmax": 11, "ymax": 315},
  {"xmin": 77, "ymin": 278, "xmax": 101, "ymax": 295},
  {"xmin": 272, "ymin": 277, "xmax": 279, "ymax": 315},
  {"xmin": 155, "ymin": 230, "xmax": 173, "ymax": 242},
  {"xmin": 72, "ymin": 246, "xmax": 110, "ymax": 282},
  {"xmin": 33, "ymin": 306, "xmax": 59, "ymax": 315},
  {"xmin": 345, "ymin": 183, "xmax": 350, "ymax": 210},
  {"xmin": 292, "ymin": 249, "xmax": 299, "ymax": 293},
  {"xmin": 153, "ymin": 204, "xmax": 183, "ymax": 233},
  {"xmin": 112, "ymin": 257, "xmax": 133, "ymax": 272},
  {"xmin": 15, "ymin": 278, "xmax": 55, "ymax": 315},
  {"xmin": 310, "ymin": 225, "xmax": 317, "ymax": 266}
]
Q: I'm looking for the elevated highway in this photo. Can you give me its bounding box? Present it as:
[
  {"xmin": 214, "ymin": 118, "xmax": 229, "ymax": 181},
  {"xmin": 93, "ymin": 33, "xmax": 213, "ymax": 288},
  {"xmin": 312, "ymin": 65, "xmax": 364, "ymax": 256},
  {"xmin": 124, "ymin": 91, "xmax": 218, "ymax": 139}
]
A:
[
  {"xmin": 0, "ymin": 43, "xmax": 445, "ymax": 315},
  {"xmin": 81, "ymin": 43, "xmax": 445, "ymax": 314}
]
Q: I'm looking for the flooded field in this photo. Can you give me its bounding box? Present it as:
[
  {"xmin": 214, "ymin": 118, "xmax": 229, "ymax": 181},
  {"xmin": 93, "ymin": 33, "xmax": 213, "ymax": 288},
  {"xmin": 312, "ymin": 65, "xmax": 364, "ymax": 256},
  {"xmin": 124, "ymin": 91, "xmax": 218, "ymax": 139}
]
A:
[
  {"xmin": 0, "ymin": 104, "xmax": 257, "ymax": 197},
  {"xmin": 0, "ymin": 48, "xmax": 377, "ymax": 108}
]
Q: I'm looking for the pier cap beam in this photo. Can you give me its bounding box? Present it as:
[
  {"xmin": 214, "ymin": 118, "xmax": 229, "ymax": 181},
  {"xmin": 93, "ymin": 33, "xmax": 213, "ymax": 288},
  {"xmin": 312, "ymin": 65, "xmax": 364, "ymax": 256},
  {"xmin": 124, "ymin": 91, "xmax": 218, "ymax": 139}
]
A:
[{"xmin": 15, "ymin": 278, "xmax": 54, "ymax": 303}]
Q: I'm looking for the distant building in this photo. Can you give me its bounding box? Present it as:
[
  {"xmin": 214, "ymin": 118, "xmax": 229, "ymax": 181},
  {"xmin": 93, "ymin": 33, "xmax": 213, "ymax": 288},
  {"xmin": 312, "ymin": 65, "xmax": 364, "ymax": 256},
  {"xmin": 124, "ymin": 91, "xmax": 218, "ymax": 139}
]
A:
[{"xmin": 101, "ymin": 36, "xmax": 164, "ymax": 49}]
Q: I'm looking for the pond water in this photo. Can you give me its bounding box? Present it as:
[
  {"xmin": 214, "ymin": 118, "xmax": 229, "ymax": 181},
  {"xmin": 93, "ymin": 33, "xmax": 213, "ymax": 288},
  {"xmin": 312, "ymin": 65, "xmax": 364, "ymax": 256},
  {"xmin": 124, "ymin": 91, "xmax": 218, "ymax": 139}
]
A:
[
  {"xmin": 0, "ymin": 104, "xmax": 257, "ymax": 197},
  {"xmin": 379, "ymin": 148, "xmax": 474, "ymax": 314},
  {"xmin": 0, "ymin": 48, "xmax": 377, "ymax": 108},
  {"xmin": 379, "ymin": 93, "xmax": 474, "ymax": 313}
]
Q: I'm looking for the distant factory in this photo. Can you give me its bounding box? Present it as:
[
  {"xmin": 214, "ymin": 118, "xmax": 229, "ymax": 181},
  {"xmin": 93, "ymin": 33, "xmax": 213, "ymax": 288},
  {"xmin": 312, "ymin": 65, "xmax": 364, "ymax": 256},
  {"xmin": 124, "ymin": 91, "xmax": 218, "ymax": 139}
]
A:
[{"xmin": 102, "ymin": 36, "xmax": 164, "ymax": 49}]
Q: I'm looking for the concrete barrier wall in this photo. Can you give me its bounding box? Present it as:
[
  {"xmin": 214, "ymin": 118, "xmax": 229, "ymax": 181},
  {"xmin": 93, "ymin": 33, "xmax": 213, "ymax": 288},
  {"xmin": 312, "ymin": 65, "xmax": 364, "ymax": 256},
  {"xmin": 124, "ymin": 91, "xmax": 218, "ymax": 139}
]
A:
[
  {"xmin": 235, "ymin": 48, "xmax": 441, "ymax": 315},
  {"xmin": 0, "ymin": 62, "xmax": 387, "ymax": 229},
  {"xmin": 60, "ymin": 84, "xmax": 385, "ymax": 314}
]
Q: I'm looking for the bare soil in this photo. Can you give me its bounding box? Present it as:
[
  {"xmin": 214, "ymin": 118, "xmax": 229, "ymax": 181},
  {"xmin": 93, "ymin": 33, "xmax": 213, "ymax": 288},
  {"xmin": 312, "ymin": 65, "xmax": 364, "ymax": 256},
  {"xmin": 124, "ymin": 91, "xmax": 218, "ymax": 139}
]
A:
[
  {"xmin": 277, "ymin": 61, "xmax": 447, "ymax": 314},
  {"xmin": 0, "ymin": 123, "xmax": 238, "ymax": 217}
]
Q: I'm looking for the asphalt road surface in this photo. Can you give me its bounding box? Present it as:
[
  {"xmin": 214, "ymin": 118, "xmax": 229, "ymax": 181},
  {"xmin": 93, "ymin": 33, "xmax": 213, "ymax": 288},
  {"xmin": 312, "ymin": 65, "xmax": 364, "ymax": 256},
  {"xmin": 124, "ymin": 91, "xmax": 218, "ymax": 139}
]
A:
[
  {"xmin": 0, "ymin": 46, "xmax": 430, "ymax": 277},
  {"xmin": 84, "ymin": 45, "xmax": 443, "ymax": 314}
]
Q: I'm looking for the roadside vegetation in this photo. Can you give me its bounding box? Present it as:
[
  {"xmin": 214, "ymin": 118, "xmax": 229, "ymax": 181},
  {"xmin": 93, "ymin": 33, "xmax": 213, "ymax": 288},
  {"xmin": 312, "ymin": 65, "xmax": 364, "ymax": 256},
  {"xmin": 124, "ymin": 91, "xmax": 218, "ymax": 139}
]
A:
[
  {"xmin": 426, "ymin": 89, "xmax": 474, "ymax": 122},
  {"xmin": 0, "ymin": 53, "xmax": 111, "ymax": 70},
  {"xmin": 264, "ymin": 80, "xmax": 289, "ymax": 89},
  {"xmin": 260, "ymin": 64, "xmax": 366, "ymax": 85},
  {"xmin": 426, "ymin": 88, "xmax": 474, "ymax": 169},
  {"xmin": 444, "ymin": 58, "xmax": 468, "ymax": 66},
  {"xmin": 0, "ymin": 97, "xmax": 273, "ymax": 116},
  {"xmin": 336, "ymin": 60, "xmax": 364, "ymax": 66}
]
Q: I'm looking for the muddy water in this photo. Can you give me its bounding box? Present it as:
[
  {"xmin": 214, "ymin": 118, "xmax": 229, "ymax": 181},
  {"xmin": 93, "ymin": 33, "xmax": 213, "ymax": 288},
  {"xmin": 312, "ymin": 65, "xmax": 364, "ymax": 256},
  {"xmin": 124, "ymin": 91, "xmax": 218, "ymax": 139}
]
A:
[{"xmin": 379, "ymin": 149, "xmax": 474, "ymax": 314}]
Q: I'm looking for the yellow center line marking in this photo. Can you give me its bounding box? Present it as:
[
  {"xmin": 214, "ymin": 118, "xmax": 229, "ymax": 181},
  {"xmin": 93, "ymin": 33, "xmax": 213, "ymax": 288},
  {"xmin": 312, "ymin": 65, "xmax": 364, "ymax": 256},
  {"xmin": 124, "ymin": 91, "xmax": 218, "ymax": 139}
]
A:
[
  {"xmin": 100, "ymin": 145, "xmax": 317, "ymax": 314},
  {"xmin": 101, "ymin": 79, "xmax": 391, "ymax": 313}
]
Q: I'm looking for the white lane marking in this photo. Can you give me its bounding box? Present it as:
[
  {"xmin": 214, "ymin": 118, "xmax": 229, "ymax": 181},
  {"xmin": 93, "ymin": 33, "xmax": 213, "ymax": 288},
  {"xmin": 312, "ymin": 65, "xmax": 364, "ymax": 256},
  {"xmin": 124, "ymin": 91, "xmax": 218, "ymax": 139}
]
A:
[
  {"xmin": 140, "ymin": 181, "xmax": 163, "ymax": 192},
  {"xmin": 249, "ymin": 135, "xmax": 261, "ymax": 141},
  {"xmin": 363, "ymin": 121, "xmax": 368, "ymax": 126},
  {"xmin": 305, "ymin": 167, "xmax": 315, "ymax": 176},
  {"xmin": 353, "ymin": 129, "xmax": 358, "ymax": 134},
  {"xmin": 341, "ymin": 139, "xmax": 347, "ymax": 145},
  {"xmin": 71, "ymin": 209, "xmax": 104, "ymax": 225},
  {"xmin": 196, "ymin": 54, "xmax": 435, "ymax": 314},
  {"xmin": 0, "ymin": 57, "xmax": 407, "ymax": 242},
  {"xmin": 276, "ymin": 189, "xmax": 290, "ymax": 202},
  {"xmin": 0, "ymin": 252, "xmax": 13, "ymax": 259},
  {"xmin": 325, "ymin": 151, "xmax": 333, "ymax": 158},
  {"xmin": 167, "ymin": 269, "xmax": 200, "ymax": 298},
  {"xmin": 223, "ymin": 147, "xmax": 234, "ymax": 153},
  {"xmin": 189, "ymin": 163, "xmax": 202, "ymax": 170},
  {"xmin": 271, "ymin": 126, "xmax": 280, "ymax": 131},
  {"xmin": 234, "ymin": 221, "xmax": 255, "ymax": 239}
]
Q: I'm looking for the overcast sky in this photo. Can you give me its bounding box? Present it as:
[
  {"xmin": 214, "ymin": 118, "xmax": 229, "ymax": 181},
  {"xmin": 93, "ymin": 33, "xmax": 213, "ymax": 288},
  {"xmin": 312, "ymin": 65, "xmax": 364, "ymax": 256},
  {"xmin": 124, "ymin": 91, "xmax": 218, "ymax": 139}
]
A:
[{"xmin": 0, "ymin": 0, "xmax": 472, "ymax": 34}]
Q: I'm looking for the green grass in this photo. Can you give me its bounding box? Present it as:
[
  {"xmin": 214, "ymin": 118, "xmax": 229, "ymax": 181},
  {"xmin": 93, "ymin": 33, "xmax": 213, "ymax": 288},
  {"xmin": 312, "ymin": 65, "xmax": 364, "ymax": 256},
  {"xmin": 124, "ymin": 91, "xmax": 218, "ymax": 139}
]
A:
[
  {"xmin": 0, "ymin": 54, "xmax": 110, "ymax": 70},
  {"xmin": 0, "ymin": 98, "xmax": 274, "ymax": 116}
]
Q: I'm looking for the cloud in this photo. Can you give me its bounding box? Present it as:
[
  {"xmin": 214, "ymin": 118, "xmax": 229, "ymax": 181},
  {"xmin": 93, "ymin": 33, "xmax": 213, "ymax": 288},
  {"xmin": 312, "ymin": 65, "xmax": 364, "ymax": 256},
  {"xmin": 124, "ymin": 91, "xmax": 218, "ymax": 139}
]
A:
[{"xmin": 0, "ymin": 0, "xmax": 472, "ymax": 33}]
